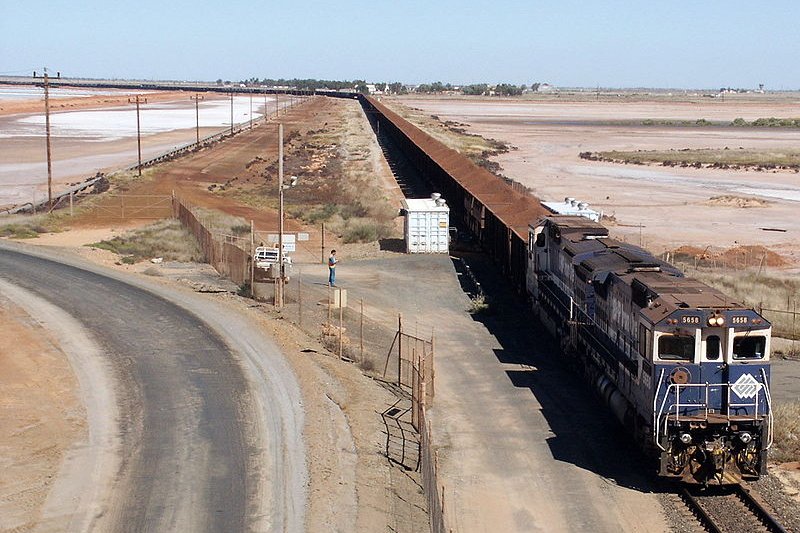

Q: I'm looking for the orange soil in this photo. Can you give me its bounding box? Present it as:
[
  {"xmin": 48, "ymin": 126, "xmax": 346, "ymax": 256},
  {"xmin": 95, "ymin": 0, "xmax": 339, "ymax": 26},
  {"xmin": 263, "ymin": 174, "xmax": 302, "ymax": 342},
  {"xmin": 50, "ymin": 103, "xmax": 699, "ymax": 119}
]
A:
[{"xmin": 71, "ymin": 97, "xmax": 336, "ymax": 261}]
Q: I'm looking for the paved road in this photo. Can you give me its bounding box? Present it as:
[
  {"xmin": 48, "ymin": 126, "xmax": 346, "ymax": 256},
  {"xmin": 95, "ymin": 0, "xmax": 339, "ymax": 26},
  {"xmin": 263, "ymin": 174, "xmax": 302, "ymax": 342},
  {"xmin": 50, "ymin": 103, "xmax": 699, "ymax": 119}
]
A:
[{"xmin": 0, "ymin": 245, "xmax": 305, "ymax": 532}]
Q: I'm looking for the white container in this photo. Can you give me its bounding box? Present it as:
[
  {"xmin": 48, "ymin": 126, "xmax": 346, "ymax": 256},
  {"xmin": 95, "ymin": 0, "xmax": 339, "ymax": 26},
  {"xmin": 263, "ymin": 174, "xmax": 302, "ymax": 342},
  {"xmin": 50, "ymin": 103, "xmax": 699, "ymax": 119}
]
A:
[{"xmin": 403, "ymin": 195, "xmax": 450, "ymax": 253}]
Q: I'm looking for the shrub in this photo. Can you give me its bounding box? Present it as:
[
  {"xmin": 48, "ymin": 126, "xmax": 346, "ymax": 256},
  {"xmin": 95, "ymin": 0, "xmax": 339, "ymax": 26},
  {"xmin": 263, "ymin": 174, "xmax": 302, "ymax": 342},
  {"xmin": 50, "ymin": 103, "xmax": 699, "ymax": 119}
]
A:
[
  {"xmin": 88, "ymin": 219, "xmax": 202, "ymax": 263},
  {"xmin": 342, "ymin": 219, "xmax": 389, "ymax": 243},
  {"xmin": 771, "ymin": 402, "xmax": 800, "ymax": 463},
  {"xmin": 231, "ymin": 224, "xmax": 251, "ymax": 236},
  {"xmin": 0, "ymin": 224, "xmax": 42, "ymax": 239}
]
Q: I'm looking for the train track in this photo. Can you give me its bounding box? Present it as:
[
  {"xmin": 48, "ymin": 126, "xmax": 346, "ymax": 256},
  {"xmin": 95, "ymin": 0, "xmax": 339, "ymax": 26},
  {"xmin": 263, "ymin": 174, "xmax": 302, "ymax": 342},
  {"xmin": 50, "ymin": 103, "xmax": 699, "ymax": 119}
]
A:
[{"xmin": 679, "ymin": 483, "xmax": 788, "ymax": 533}]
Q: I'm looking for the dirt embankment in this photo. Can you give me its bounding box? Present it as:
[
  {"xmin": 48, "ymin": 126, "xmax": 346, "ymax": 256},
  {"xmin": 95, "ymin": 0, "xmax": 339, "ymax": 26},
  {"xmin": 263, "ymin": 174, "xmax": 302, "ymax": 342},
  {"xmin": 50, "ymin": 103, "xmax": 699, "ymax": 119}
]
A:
[
  {"xmin": 0, "ymin": 296, "xmax": 86, "ymax": 531},
  {"xmin": 671, "ymin": 244, "xmax": 787, "ymax": 269}
]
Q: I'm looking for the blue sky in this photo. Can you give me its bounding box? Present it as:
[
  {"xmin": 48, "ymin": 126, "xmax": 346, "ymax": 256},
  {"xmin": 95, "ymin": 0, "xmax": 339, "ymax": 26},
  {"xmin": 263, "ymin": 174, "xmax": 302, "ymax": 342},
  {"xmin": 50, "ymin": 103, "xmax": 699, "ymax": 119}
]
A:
[{"xmin": 2, "ymin": 0, "xmax": 798, "ymax": 89}]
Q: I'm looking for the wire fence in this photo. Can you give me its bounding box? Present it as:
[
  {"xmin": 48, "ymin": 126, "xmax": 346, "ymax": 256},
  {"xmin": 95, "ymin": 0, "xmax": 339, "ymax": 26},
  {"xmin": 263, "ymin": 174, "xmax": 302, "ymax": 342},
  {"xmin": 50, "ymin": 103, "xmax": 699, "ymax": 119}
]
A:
[{"xmin": 173, "ymin": 194, "xmax": 451, "ymax": 531}]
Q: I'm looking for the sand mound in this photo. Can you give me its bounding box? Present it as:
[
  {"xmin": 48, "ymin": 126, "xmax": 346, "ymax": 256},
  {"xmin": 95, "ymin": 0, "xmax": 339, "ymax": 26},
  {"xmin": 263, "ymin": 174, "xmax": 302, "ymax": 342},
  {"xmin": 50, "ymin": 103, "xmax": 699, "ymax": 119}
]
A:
[
  {"xmin": 670, "ymin": 244, "xmax": 787, "ymax": 269},
  {"xmin": 705, "ymin": 195, "xmax": 771, "ymax": 208}
]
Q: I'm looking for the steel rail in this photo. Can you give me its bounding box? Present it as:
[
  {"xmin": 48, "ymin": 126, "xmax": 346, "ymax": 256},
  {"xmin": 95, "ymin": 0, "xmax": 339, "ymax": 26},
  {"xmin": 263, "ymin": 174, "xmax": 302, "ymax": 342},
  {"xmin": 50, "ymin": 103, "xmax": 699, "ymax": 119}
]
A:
[
  {"xmin": 679, "ymin": 488, "xmax": 723, "ymax": 533},
  {"xmin": 735, "ymin": 483, "xmax": 788, "ymax": 533},
  {"xmin": 680, "ymin": 484, "xmax": 788, "ymax": 533}
]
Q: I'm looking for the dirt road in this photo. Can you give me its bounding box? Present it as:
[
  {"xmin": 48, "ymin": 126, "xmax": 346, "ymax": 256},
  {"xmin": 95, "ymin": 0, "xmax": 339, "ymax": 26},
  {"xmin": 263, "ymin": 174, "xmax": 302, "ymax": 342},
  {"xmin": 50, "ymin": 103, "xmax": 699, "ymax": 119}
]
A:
[{"xmin": 0, "ymin": 242, "xmax": 306, "ymax": 532}]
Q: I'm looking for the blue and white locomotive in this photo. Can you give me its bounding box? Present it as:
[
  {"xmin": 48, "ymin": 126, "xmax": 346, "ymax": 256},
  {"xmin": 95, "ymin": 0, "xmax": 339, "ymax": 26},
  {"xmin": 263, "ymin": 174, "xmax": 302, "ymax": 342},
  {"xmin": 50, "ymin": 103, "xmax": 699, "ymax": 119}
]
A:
[{"xmin": 527, "ymin": 215, "xmax": 773, "ymax": 484}]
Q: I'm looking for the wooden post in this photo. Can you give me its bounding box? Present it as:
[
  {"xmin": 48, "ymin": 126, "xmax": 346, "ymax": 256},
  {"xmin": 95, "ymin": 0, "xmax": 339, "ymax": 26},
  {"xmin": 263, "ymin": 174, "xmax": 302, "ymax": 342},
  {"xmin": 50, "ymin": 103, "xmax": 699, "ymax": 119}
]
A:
[
  {"xmin": 397, "ymin": 314, "xmax": 403, "ymax": 386},
  {"xmin": 250, "ymin": 220, "xmax": 255, "ymax": 298},
  {"xmin": 298, "ymin": 268, "xmax": 303, "ymax": 327},
  {"xmin": 69, "ymin": 192, "xmax": 74, "ymax": 216},
  {"xmin": 338, "ymin": 292, "xmax": 344, "ymax": 360},
  {"xmin": 793, "ymin": 300, "xmax": 797, "ymax": 352},
  {"xmin": 327, "ymin": 284, "xmax": 332, "ymax": 329},
  {"xmin": 121, "ymin": 195, "xmax": 125, "ymax": 219},
  {"xmin": 429, "ymin": 331, "xmax": 436, "ymax": 401},
  {"xmin": 321, "ymin": 222, "xmax": 325, "ymax": 264},
  {"xmin": 360, "ymin": 298, "xmax": 364, "ymax": 363}
]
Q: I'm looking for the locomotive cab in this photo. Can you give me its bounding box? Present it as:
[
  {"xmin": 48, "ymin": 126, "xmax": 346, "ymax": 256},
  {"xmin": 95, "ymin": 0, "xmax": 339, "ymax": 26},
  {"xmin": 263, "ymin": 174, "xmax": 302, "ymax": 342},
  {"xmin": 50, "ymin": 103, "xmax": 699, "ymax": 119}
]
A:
[
  {"xmin": 650, "ymin": 307, "xmax": 773, "ymax": 483},
  {"xmin": 526, "ymin": 215, "xmax": 773, "ymax": 485}
]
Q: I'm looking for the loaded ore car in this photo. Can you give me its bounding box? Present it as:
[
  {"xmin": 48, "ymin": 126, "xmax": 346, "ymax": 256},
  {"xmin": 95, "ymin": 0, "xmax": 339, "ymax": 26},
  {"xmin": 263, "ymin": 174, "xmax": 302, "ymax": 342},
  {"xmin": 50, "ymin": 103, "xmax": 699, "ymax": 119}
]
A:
[{"xmin": 527, "ymin": 215, "xmax": 773, "ymax": 484}]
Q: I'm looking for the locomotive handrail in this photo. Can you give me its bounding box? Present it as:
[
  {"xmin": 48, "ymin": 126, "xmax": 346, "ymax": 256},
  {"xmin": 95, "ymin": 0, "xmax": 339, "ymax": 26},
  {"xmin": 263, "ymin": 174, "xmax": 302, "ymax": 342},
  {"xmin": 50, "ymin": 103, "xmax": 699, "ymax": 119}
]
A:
[
  {"xmin": 654, "ymin": 369, "xmax": 667, "ymax": 450},
  {"xmin": 760, "ymin": 368, "xmax": 774, "ymax": 449},
  {"xmin": 654, "ymin": 379, "xmax": 770, "ymax": 448}
]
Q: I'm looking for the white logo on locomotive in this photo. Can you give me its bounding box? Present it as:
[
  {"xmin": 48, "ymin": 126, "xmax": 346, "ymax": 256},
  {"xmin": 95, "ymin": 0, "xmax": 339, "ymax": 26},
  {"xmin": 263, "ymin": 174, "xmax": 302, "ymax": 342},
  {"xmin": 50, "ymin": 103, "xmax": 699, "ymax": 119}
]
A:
[{"xmin": 731, "ymin": 373, "xmax": 762, "ymax": 399}]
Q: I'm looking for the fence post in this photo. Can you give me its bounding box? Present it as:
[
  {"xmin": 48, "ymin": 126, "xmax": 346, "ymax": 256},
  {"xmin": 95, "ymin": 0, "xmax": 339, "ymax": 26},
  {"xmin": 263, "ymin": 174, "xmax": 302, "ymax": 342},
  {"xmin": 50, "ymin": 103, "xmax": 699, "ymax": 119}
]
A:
[
  {"xmin": 398, "ymin": 313, "xmax": 403, "ymax": 386},
  {"xmin": 298, "ymin": 269, "xmax": 303, "ymax": 327},
  {"xmin": 321, "ymin": 222, "xmax": 325, "ymax": 264},
  {"xmin": 338, "ymin": 293, "xmax": 344, "ymax": 360},
  {"xmin": 250, "ymin": 220, "xmax": 255, "ymax": 298},
  {"xmin": 430, "ymin": 331, "xmax": 436, "ymax": 402},
  {"xmin": 327, "ymin": 284, "xmax": 332, "ymax": 329},
  {"xmin": 360, "ymin": 298, "xmax": 364, "ymax": 363},
  {"xmin": 69, "ymin": 192, "xmax": 74, "ymax": 216}
]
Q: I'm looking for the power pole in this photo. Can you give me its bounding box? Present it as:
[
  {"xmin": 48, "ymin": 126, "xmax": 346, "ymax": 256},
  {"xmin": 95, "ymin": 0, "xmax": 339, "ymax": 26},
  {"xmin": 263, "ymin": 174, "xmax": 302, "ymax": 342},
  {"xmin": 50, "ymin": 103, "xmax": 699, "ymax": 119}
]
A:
[
  {"xmin": 249, "ymin": 90, "xmax": 253, "ymax": 130},
  {"xmin": 190, "ymin": 93, "xmax": 204, "ymax": 144},
  {"xmin": 277, "ymin": 123, "xmax": 285, "ymax": 308},
  {"xmin": 128, "ymin": 95, "xmax": 148, "ymax": 176},
  {"xmin": 33, "ymin": 68, "xmax": 60, "ymax": 210},
  {"xmin": 263, "ymin": 91, "xmax": 268, "ymax": 123},
  {"xmin": 229, "ymin": 90, "xmax": 234, "ymax": 135}
]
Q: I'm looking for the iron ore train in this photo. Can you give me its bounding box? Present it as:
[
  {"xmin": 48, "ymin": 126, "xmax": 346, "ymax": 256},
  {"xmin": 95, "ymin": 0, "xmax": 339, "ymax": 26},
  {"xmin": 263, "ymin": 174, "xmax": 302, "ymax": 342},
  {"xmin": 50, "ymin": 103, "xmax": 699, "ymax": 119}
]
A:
[
  {"xmin": 358, "ymin": 95, "xmax": 772, "ymax": 485},
  {"xmin": 526, "ymin": 215, "xmax": 773, "ymax": 484}
]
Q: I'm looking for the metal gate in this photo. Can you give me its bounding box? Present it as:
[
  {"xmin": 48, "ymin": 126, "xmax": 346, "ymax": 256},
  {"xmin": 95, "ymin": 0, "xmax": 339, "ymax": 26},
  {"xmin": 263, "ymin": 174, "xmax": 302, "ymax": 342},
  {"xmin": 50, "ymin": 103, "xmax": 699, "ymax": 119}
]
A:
[{"xmin": 91, "ymin": 194, "xmax": 174, "ymax": 219}]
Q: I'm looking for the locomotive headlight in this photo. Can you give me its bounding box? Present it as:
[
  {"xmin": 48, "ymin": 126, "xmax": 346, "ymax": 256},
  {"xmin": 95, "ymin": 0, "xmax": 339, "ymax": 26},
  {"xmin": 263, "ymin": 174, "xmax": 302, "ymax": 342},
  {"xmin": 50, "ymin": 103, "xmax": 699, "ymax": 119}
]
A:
[
  {"xmin": 716, "ymin": 316, "xmax": 725, "ymax": 326},
  {"xmin": 679, "ymin": 433, "xmax": 692, "ymax": 444},
  {"xmin": 707, "ymin": 316, "xmax": 717, "ymax": 326},
  {"xmin": 739, "ymin": 432, "xmax": 753, "ymax": 444}
]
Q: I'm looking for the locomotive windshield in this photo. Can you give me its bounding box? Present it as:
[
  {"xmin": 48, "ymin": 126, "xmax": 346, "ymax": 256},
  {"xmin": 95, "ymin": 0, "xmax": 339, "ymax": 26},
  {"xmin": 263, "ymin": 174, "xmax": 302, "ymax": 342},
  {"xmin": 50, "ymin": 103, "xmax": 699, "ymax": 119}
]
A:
[
  {"xmin": 733, "ymin": 335, "xmax": 767, "ymax": 360},
  {"xmin": 657, "ymin": 333, "xmax": 695, "ymax": 361}
]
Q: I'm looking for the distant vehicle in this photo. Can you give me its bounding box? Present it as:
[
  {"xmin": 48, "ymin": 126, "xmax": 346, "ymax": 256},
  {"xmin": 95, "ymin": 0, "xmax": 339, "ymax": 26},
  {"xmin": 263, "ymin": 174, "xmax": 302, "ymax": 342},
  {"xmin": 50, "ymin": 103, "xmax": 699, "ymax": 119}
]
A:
[{"xmin": 254, "ymin": 246, "xmax": 292, "ymax": 269}]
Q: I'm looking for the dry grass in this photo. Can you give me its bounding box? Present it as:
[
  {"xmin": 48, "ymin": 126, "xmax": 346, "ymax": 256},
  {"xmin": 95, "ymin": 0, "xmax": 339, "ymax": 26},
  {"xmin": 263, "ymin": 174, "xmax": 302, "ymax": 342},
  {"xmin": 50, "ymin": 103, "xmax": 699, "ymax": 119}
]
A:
[
  {"xmin": 191, "ymin": 208, "xmax": 250, "ymax": 237},
  {"xmin": 88, "ymin": 219, "xmax": 202, "ymax": 263},
  {"xmin": 0, "ymin": 213, "xmax": 65, "ymax": 239},
  {"xmin": 585, "ymin": 148, "xmax": 800, "ymax": 170},
  {"xmin": 677, "ymin": 265, "xmax": 800, "ymax": 339},
  {"xmin": 226, "ymin": 98, "xmax": 400, "ymax": 244},
  {"xmin": 772, "ymin": 402, "xmax": 800, "ymax": 463}
]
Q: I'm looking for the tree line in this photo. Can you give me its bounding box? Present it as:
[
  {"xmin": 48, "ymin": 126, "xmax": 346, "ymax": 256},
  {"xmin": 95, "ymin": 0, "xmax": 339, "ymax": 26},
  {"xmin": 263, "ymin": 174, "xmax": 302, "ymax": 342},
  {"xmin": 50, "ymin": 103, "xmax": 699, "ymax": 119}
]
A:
[{"xmin": 216, "ymin": 76, "xmax": 543, "ymax": 96}]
